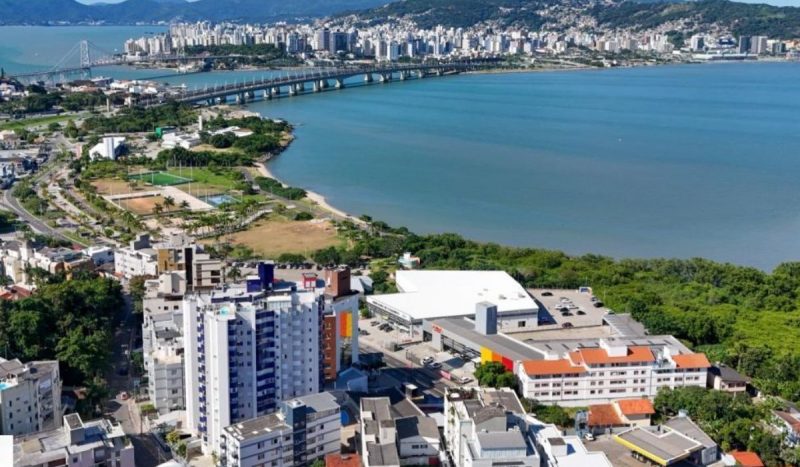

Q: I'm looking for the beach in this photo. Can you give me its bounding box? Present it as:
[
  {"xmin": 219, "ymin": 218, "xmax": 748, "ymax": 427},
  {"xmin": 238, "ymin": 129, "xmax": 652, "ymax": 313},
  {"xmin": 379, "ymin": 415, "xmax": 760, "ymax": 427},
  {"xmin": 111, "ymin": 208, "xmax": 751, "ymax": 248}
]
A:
[{"xmin": 254, "ymin": 161, "xmax": 365, "ymax": 225}]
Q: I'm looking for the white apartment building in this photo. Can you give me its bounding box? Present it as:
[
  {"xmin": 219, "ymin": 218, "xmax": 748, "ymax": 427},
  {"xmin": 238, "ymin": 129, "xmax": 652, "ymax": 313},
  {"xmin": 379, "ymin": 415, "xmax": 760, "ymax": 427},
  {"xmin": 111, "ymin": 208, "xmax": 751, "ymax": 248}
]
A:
[
  {"xmin": 183, "ymin": 284, "xmax": 324, "ymax": 454},
  {"xmin": 14, "ymin": 413, "xmax": 135, "ymax": 467},
  {"xmin": 0, "ymin": 358, "xmax": 62, "ymax": 436},
  {"xmin": 0, "ymin": 239, "xmax": 92, "ymax": 287},
  {"xmin": 142, "ymin": 294, "xmax": 185, "ymax": 414},
  {"xmin": 360, "ymin": 396, "xmax": 441, "ymax": 467},
  {"xmin": 444, "ymin": 387, "xmax": 612, "ymax": 467},
  {"xmin": 114, "ymin": 234, "xmax": 158, "ymax": 279},
  {"xmin": 517, "ymin": 338, "xmax": 710, "ymax": 406},
  {"xmin": 219, "ymin": 392, "xmax": 341, "ymax": 467}
]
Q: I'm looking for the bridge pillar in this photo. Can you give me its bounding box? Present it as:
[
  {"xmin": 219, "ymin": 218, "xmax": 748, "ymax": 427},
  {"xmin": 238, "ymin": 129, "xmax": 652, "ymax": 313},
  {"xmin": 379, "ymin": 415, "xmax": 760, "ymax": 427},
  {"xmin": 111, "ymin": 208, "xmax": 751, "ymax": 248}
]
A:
[
  {"xmin": 271, "ymin": 87, "xmax": 281, "ymax": 96},
  {"xmin": 399, "ymin": 71, "xmax": 408, "ymax": 81},
  {"xmin": 364, "ymin": 73, "xmax": 373, "ymax": 83},
  {"xmin": 313, "ymin": 81, "xmax": 321, "ymax": 93},
  {"xmin": 246, "ymin": 91, "xmax": 256, "ymax": 100},
  {"xmin": 288, "ymin": 85, "xmax": 297, "ymax": 96},
  {"xmin": 207, "ymin": 99, "xmax": 214, "ymax": 106},
  {"xmin": 264, "ymin": 90, "xmax": 272, "ymax": 100},
  {"xmin": 335, "ymin": 78, "xmax": 345, "ymax": 89},
  {"xmin": 236, "ymin": 93, "xmax": 245, "ymax": 105},
  {"xmin": 417, "ymin": 70, "xmax": 425, "ymax": 79},
  {"xmin": 379, "ymin": 73, "xmax": 390, "ymax": 83},
  {"xmin": 436, "ymin": 69, "xmax": 444, "ymax": 77},
  {"xmin": 296, "ymin": 83, "xmax": 305, "ymax": 93},
  {"xmin": 319, "ymin": 79, "xmax": 328, "ymax": 90}
]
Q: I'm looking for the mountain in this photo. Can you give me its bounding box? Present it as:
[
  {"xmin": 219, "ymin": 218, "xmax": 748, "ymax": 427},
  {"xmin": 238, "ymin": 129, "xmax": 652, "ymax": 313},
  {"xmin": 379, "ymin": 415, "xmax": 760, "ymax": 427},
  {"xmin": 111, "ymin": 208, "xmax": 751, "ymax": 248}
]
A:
[
  {"xmin": 0, "ymin": 0, "xmax": 391, "ymax": 24},
  {"xmin": 347, "ymin": 0, "xmax": 800, "ymax": 38}
]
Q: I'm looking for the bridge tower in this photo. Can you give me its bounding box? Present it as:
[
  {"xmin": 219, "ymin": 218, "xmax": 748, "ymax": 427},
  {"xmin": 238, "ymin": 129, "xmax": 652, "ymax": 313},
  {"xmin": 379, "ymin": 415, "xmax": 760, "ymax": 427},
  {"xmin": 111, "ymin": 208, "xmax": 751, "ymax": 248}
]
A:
[{"xmin": 80, "ymin": 40, "xmax": 91, "ymax": 68}]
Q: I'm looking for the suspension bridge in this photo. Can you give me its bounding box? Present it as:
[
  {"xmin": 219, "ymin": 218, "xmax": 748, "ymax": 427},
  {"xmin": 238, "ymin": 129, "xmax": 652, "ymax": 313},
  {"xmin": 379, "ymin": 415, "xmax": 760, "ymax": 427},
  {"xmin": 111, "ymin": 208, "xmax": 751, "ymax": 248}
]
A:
[{"xmin": 8, "ymin": 40, "xmax": 243, "ymax": 84}]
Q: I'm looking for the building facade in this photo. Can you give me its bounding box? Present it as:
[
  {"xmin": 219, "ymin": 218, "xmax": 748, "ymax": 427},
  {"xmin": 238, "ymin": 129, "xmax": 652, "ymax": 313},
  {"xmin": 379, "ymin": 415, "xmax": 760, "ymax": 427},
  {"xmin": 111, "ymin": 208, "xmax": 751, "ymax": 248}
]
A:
[
  {"xmin": 518, "ymin": 339, "xmax": 710, "ymax": 406},
  {"xmin": 0, "ymin": 358, "xmax": 62, "ymax": 436},
  {"xmin": 183, "ymin": 280, "xmax": 325, "ymax": 454},
  {"xmin": 14, "ymin": 413, "xmax": 134, "ymax": 467},
  {"xmin": 219, "ymin": 392, "xmax": 341, "ymax": 467}
]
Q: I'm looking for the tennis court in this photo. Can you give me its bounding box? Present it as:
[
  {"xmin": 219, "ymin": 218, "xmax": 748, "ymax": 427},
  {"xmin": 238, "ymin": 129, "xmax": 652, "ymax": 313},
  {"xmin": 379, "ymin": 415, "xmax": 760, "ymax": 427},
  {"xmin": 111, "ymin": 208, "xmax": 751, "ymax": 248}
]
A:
[{"xmin": 128, "ymin": 171, "xmax": 193, "ymax": 186}]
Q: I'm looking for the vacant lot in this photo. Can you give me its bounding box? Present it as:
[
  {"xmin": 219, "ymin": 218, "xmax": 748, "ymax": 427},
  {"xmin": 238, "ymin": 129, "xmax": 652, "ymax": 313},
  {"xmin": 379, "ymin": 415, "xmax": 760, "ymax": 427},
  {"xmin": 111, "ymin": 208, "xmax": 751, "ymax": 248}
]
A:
[
  {"xmin": 116, "ymin": 195, "xmax": 166, "ymax": 215},
  {"xmin": 222, "ymin": 219, "xmax": 339, "ymax": 257},
  {"xmin": 92, "ymin": 178, "xmax": 149, "ymax": 195}
]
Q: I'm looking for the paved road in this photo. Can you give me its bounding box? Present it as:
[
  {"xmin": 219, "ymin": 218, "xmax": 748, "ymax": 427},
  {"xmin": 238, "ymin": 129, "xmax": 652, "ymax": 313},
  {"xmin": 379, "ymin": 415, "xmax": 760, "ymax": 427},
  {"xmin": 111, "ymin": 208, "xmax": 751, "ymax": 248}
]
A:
[
  {"xmin": 360, "ymin": 342, "xmax": 454, "ymax": 397},
  {"xmin": 1, "ymin": 188, "xmax": 77, "ymax": 244}
]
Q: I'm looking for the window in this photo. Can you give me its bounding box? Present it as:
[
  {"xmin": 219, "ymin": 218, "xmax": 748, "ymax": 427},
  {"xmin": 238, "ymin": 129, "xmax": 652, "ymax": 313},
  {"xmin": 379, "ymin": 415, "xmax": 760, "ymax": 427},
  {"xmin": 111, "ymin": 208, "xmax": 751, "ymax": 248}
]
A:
[{"xmin": 517, "ymin": 321, "xmax": 526, "ymax": 328}]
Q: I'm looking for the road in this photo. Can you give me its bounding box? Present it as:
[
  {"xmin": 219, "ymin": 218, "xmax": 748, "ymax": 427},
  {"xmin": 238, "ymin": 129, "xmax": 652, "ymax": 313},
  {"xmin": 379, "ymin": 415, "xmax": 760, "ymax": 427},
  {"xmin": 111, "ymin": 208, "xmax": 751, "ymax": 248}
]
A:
[
  {"xmin": 360, "ymin": 342, "xmax": 455, "ymax": 397},
  {"xmin": 1, "ymin": 188, "xmax": 77, "ymax": 244}
]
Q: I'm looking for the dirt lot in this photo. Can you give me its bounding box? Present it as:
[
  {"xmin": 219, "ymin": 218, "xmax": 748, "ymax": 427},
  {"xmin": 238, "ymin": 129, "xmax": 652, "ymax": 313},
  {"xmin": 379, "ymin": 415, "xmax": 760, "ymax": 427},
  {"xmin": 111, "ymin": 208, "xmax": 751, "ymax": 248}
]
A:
[
  {"xmin": 116, "ymin": 196, "xmax": 166, "ymax": 215},
  {"xmin": 92, "ymin": 178, "xmax": 149, "ymax": 196},
  {"xmin": 221, "ymin": 219, "xmax": 340, "ymax": 257}
]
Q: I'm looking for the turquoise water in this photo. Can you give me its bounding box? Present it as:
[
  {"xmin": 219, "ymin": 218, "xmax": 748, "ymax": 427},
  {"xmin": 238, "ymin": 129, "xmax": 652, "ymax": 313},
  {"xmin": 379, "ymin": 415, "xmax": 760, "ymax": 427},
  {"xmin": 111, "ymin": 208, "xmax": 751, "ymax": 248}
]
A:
[
  {"xmin": 2, "ymin": 27, "xmax": 800, "ymax": 269},
  {"xmin": 249, "ymin": 63, "xmax": 800, "ymax": 270}
]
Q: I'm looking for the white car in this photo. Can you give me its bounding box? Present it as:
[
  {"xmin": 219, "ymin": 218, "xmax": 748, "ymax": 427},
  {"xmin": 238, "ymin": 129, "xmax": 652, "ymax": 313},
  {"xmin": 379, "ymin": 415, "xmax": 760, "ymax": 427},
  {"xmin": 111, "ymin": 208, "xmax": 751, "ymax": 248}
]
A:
[
  {"xmin": 421, "ymin": 356, "xmax": 434, "ymax": 365},
  {"xmin": 583, "ymin": 432, "xmax": 595, "ymax": 441}
]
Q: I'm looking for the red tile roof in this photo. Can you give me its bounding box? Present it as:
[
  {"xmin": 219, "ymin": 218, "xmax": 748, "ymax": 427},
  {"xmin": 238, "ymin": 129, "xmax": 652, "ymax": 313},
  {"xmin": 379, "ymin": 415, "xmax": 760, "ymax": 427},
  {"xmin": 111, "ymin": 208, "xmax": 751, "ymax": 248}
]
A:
[
  {"xmin": 672, "ymin": 353, "xmax": 711, "ymax": 369},
  {"xmin": 730, "ymin": 451, "xmax": 764, "ymax": 467},
  {"xmin": 521, "ymin": 359, "xmax": 586, "ymax": 376},
  {"xmin": 326, "ymin": 453, "xmax": 361, "ymax": 467},
  {"xmin": 617, "ymin": 399, "xmax": 655, "ymax": 416},
  {"xmin": 588, "ymin": 404, "xmax": 623, "ymax": 427},
  {"xmin": 570, "ymin": 346, "xmax": 655, "ymax": 365}
]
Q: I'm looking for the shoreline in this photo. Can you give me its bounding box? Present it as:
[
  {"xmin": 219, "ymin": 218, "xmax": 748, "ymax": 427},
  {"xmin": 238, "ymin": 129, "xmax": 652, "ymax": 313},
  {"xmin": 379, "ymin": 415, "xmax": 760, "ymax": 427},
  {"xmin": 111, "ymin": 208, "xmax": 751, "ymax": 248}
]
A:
[{"xmin": 254, "ymin": 161, "xmax": 366, "ymax": 225}]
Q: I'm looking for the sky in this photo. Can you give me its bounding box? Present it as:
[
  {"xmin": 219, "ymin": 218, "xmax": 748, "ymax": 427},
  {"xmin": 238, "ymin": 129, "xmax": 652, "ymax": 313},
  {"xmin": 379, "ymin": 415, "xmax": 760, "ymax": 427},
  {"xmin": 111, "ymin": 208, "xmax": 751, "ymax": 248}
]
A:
[{"xmin": 76, "ymin": 0, "xmax": 800, "ymax": 6}]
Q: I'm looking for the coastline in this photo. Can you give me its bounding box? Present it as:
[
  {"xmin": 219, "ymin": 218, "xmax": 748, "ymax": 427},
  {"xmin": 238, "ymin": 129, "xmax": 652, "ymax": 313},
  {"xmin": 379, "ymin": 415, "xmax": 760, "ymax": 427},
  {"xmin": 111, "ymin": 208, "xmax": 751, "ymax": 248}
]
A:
[{"xmin": 254, "ymin": 160, "xmax": 366, "ymax": 225}]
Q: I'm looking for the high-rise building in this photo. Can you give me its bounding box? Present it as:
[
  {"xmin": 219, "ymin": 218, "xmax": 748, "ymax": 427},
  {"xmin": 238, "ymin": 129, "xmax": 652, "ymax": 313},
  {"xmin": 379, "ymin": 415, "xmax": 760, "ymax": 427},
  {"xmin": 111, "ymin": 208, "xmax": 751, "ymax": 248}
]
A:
[
  {"xmin": 183, "ymin": 273, "xmax": 326, "ymax": 454},
  {"xmin": 750, "ymin": 36, "xmax": 769, "ymax": 54},
  {"xmin": 0, "ymin": 358, "xmax": 61, "ymax": 436},
  {"xmin": 738, "ymin": 36, "xmax": 751, "ymax": 54},
  {"xmin": 219, "ymin": 392, "xmax": 341, "ymax": 467}
]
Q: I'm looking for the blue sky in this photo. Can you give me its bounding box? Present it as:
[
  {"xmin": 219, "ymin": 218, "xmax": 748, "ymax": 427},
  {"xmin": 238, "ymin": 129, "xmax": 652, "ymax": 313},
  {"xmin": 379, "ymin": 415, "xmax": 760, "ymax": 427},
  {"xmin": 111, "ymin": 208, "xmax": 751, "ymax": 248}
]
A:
[{"xmin": 76, "ymin": 0, "xmax": 800, "ymax": 6}]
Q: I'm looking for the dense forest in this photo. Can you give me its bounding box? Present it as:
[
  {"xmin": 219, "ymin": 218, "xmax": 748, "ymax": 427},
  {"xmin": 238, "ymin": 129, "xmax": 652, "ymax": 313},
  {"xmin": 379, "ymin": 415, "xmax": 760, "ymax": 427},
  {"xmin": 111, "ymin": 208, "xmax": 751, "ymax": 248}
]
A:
[
  {"xmin": 354, "ymin": 0, "xmax": 553, "ymax": 29},
  {"xmin": 81, "ymin": 101, "xmax": 198, "ymax": 134}
]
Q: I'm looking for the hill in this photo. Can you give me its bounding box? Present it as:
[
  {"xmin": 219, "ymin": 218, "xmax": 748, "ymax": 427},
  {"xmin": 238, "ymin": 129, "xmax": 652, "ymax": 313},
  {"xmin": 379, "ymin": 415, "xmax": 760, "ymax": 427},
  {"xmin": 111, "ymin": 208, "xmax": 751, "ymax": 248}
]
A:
[
  {"xmin": 350, "ymin": 0, "xmax": 800, "ymax": 38},
  {"xmin": 0, "ymin": 0, "xmax": 391, "ymax": 24}
]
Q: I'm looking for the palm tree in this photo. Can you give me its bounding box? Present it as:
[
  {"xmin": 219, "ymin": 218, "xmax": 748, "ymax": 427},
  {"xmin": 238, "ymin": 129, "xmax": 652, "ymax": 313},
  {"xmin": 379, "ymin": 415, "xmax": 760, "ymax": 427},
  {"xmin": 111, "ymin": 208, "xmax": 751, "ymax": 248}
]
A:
[
  {"xmin": 153, "ymin": 203, "xmax": 164, "ymax": 216},
  {"xmin": 228, "ymin": 265, "xmax": 242, "ymax": 282},
  {"xmin": 179, "ymin": 200, "xmax": 190, "ymax": 210},
  {"xmin": 163, "ymin": 196, "xmax": 176, "ymax": 212}
]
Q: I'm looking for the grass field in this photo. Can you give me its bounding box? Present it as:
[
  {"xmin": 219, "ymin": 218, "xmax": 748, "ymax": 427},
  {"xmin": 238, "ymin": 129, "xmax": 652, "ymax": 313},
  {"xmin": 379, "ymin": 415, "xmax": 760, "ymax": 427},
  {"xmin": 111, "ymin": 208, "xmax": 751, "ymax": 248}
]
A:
[
  {"xmin": 0, "ymin": 113, "xmax": 81, "ymax": 131},
  {"xmin": 129, "ymin": 171, "xmax": 192, "ymax": 186},
  {"xmin": 221, "ymin": 219, "xmax": 340, "ymax": 257},
  {"xmin": 117, "ymin": 196, "xmax": 166, "ymax": 215},
  {"xmin": 167, "ymin": 167, "xmax": 240, "ymax": 196}
]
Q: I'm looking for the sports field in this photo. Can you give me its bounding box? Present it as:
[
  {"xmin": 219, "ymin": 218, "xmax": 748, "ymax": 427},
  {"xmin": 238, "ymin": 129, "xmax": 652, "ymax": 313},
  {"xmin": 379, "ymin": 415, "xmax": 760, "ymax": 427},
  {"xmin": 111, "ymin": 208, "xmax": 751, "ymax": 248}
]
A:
[
  {"xmin": 117, "ymin": 196, "xmax": 166, "ymax": 215},
  {"xmin": 129, "ymin": 171, "xmax": 193, "ymax": 186}
]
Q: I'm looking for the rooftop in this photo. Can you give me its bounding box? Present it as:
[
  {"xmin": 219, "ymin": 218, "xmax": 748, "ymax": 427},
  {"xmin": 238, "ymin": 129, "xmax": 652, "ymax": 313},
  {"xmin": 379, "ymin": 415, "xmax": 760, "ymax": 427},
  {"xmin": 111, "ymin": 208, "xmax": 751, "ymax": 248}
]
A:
[
  {"xmin": 730, "ymin": 450, "xmax": 764, "ymax": 467},
  {"xmin": 616, "ymin": 399, "xmax": 655, "ymax": 416},
  {"xmin": 431, "ymin": 317, "xmax": 545, "ymax": 362},
  {"xmin": 587, "ymin": 404, "xmax": 623, "ymax": 427},
  {"xmin": 569, "ymin": 346, "xmax": 655, "ymax": 365},
  {"xmin": 368, "ymin": 270, "xmax": 538, "ymax": 322},
  {"xmin": 366, "ymin": 443, "xmax": 400, "ymax": 467},
  {"xmin": 671, "ymin": 353, "xmax": 711, "ymax": 369},
  {"xmin": 709, "ymin": 364, "xmax": 749, "ymax": 383},
  {"xmin": 522, "ymin": 358, "xmax": 587, "ymax": 376},
  {"xmin": 614, "ymin": 426, "xmax": 702, "ymax": 465}
]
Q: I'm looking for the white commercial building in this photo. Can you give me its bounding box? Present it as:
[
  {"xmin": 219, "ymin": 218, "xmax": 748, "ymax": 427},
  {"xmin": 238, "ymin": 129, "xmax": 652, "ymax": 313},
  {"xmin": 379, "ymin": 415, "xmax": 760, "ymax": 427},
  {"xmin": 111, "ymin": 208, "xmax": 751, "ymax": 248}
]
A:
[
  {"xmin": 88, "ymin": 136, "xmax": 126, "ymax": 160},
  {"xmin": 183, "ymin": 283, "xmax": 325, "ymax": 454},
  {"xmin": 219, "ymin": 392, "xmax": 341, "ymax": 467},
  {"xmin": 0, "ymin": 358, "xmax": 62, "ymax": 436},
  {"xmin": 367, "ymin": 270, "xmax": 539, "ymax": 333},
  {"xmin": 517, "ymin": 338, "xmax": 710, "ymax": 406},
  {"xmin": 14, "ymin": 413, "xmax": 135, "ymax": 467},
  {"xmin": 142, "ymin": 290, "xmax": 185, "ymax": 415}
]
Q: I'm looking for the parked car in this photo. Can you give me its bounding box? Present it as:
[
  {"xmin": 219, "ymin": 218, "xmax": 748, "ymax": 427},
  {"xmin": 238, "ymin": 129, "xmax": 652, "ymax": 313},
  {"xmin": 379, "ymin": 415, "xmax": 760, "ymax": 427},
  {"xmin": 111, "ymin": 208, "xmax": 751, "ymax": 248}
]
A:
[
  {"xmin": 458, "ymin": 376, "xmax": 473, "ymax": 384},
  {"xmin": 584, "ymin": 432, "xmax": 595, "ymax": 441},
  {"xmin": 427, "ymin": 362, "xmax": 442, "ymax": 369},
  {"xmin": 541, "ymin": 291, "xmax": 553, "ymax": 296},
  {"xmin": 561, "ymin": 322, "xmax": 574, "ymax": 329},
  {"xmin": 577, "ymin": 310, "xmax": 586, "ymax": 315},
  {"xmin": 421, "ymin": 356, "xmax": 435, "ymax": 365},
  {"xmin": 593, "ymin": 301, "xmax": 604, "ymax": 308}
]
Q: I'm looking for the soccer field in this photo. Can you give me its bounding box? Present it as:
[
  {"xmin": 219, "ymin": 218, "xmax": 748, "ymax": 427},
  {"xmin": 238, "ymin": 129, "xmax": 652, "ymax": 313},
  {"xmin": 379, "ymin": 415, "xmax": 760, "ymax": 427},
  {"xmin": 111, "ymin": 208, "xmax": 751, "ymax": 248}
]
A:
[{"xmin": 129, "ymin": 172, "xmax": 192, "ymax": 186}]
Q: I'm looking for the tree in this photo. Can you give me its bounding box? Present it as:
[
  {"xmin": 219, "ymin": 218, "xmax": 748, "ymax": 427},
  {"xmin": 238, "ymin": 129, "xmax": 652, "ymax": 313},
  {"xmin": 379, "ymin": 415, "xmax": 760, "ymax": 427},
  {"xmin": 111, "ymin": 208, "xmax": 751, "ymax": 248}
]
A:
[
  {"xmin": 165, "ymin": 430, "xmax": 182, "ymax": 446},
  {"xmin": 163, "ymin": 196, "xmax": 176, "ymax": 212},
  {"xmin": 228, "ymin": 265, "xmax": 242, "ymax": 282},
  {"xmin": 474, "ymin": 361, "xmax": 516, "ymax": 388},
  {"xmin": 153, "ymin": 203, "xmax": 164, "ymax": 216},
  {"xmin": 179, "ymin": 200, "xmax": 190, "ymax": 210},
  {"xmin": 310, "ymin": 459, "xmax": 325, "ymax": 467},
  {"xmin": 176, "ymin": 442, "xmax": 187, "ymax": 458}
]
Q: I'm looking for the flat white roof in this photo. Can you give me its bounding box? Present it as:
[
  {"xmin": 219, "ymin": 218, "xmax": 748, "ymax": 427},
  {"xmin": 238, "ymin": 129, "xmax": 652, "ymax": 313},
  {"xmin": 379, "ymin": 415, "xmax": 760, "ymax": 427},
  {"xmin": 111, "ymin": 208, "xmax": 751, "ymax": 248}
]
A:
[{"xmin": 368, "ymin": 270, "xmax": 538, "ymax": 322}]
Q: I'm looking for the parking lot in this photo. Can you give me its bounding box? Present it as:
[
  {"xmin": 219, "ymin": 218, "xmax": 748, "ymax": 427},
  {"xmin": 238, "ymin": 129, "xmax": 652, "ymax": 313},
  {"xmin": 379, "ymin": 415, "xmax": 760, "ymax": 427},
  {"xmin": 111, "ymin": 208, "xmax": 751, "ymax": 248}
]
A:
[
  {"xmin": 527, "ymin": 288, "xmax": 610, "ymax": 330},
  {"xmin": 588, "ymin": 434, "xmax": 648, "ymax": 467}
]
